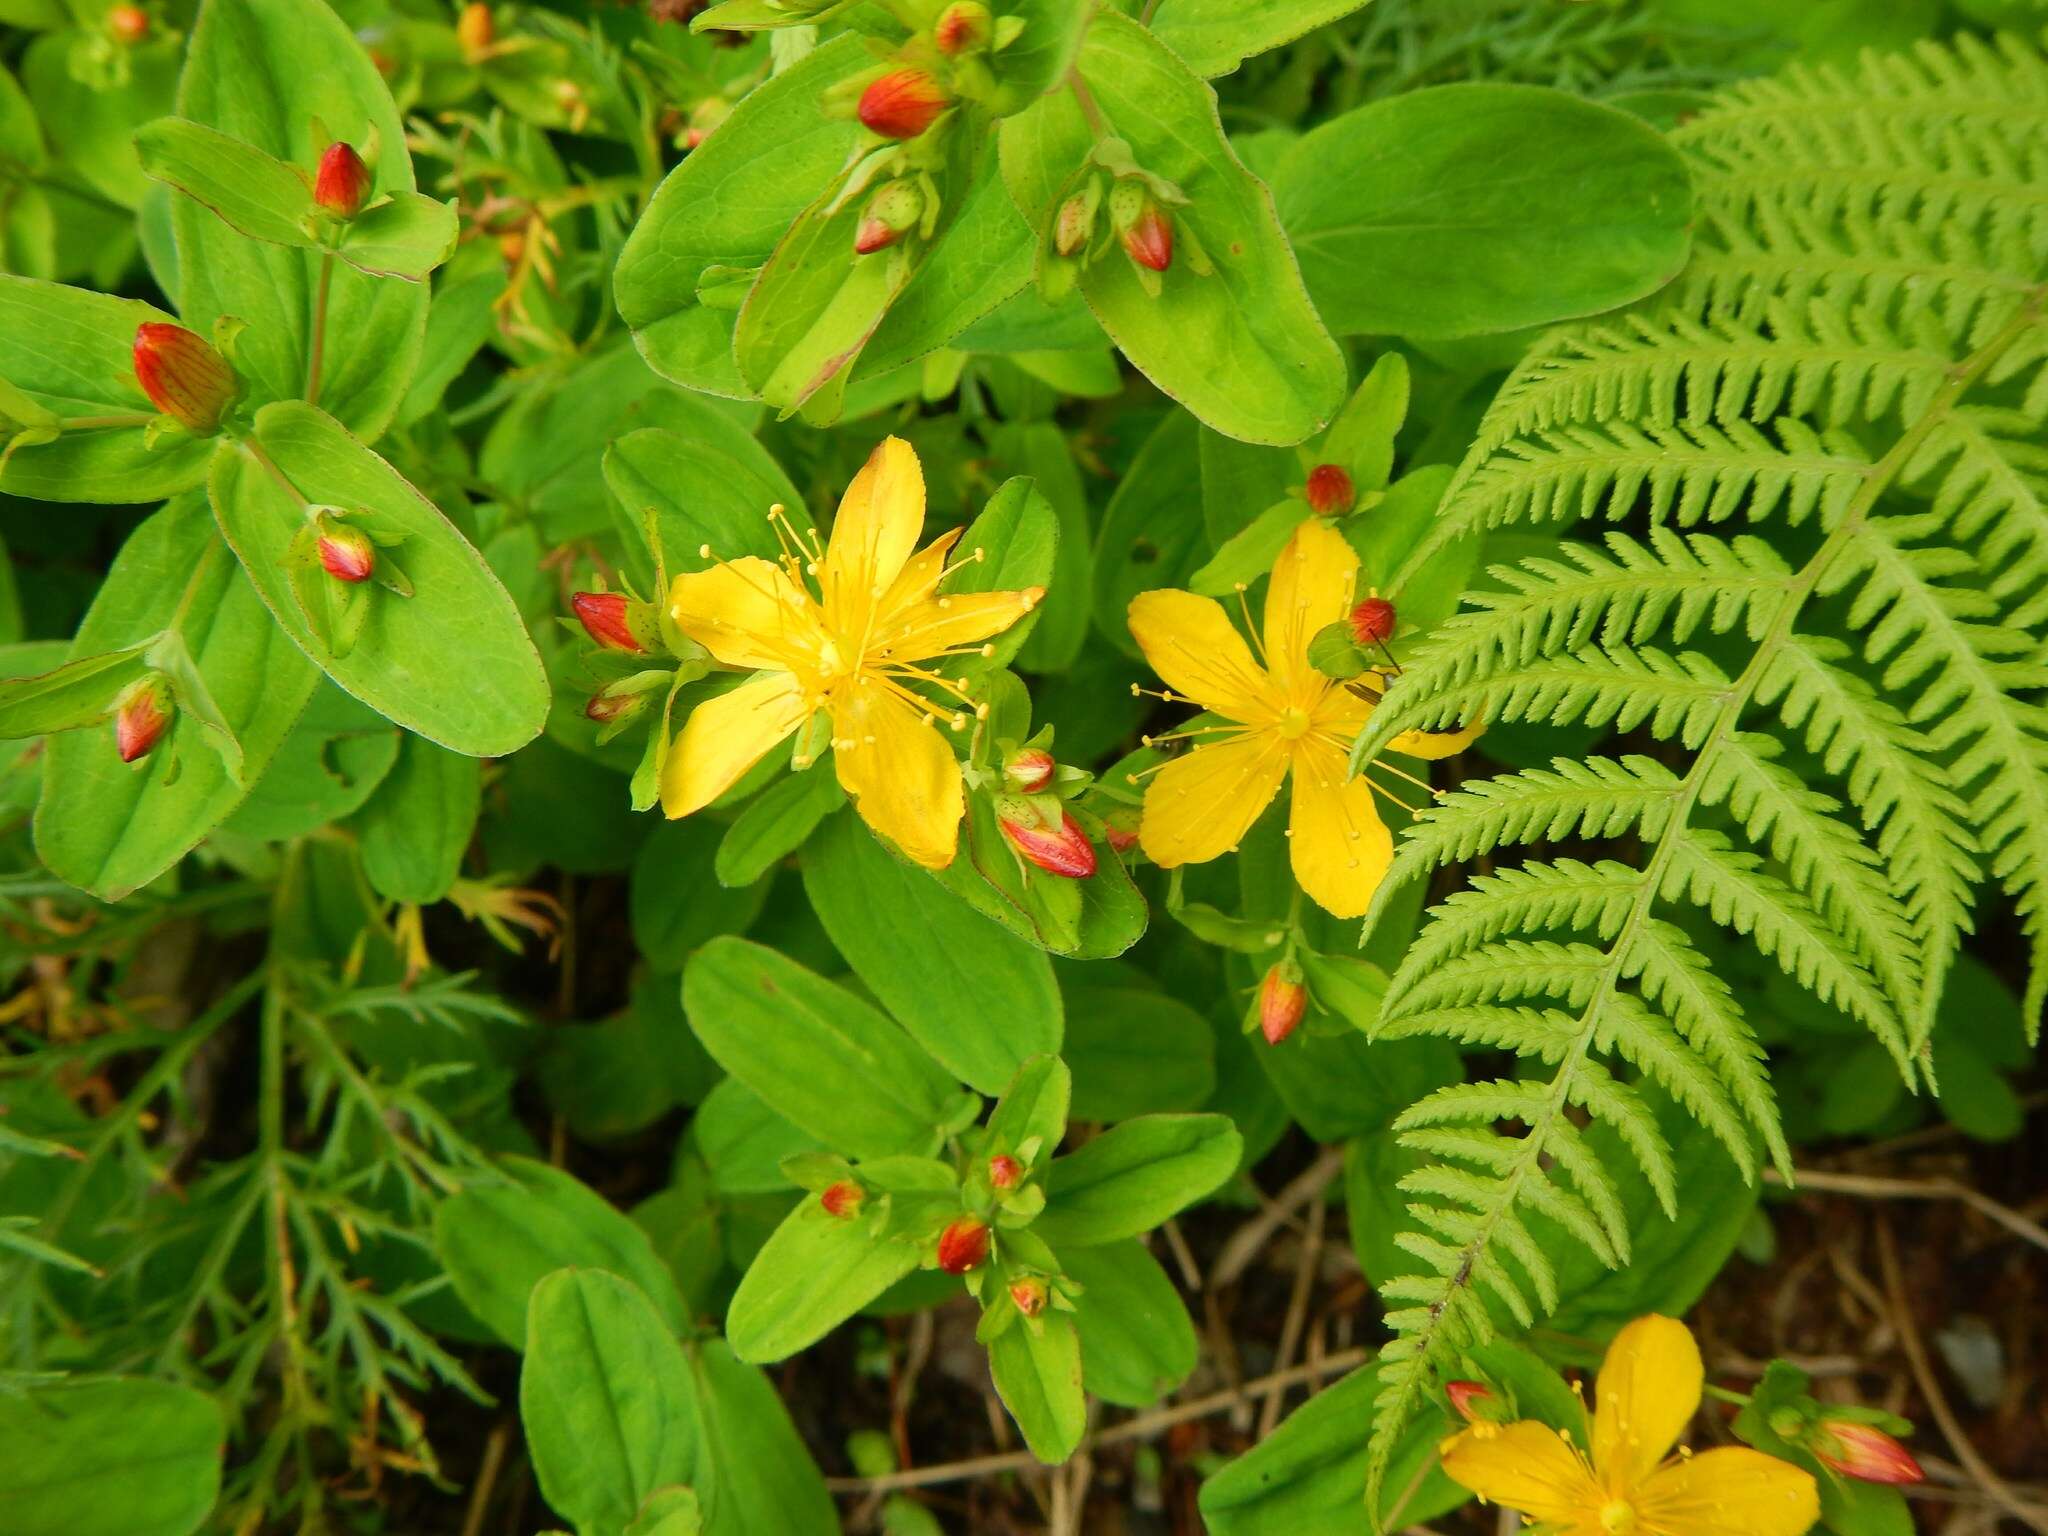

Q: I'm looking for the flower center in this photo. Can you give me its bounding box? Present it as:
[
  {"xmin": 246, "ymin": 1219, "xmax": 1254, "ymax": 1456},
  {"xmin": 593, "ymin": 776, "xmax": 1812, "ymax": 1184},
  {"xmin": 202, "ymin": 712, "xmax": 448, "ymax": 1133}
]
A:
[
  {"xmin": 1600, "ymin": 1499, "xmax": 1639, "ymax": 1534},
  {"xmin": 814, "ymin": 636, "xmax": 850, "ymax": 684},
  {"xmin": 1278, "ymin": 705, "xmax": 1312, "ymax": 740}
]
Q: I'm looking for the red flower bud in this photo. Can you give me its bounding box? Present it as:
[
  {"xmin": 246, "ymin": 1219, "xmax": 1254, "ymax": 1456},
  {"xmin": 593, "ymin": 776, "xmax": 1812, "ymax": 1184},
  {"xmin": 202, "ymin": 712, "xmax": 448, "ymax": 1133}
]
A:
[
  {"xmin": 133, "ymin": 323, "xmax": 236, "ymax": 435},
  {"xmin": 988, "ymin": 1153, "xmax": 1022, "ymax": 1190},
  {"xmin": 854, "ymin": 180, "xmax": 923, "ymax": 256},
  {"xmin": 1121, "ymin": 206, "xmax": 1172, "ymax": 273},
  {"xmin": 1305, "ymin": 463, "xmax": 1355, "ymax": 517},
  {"xmin": 113, "ymin": 677, "xmax": 172, "ymax": 764},
  {"xmin": 1812, "ymin": 1420, "xmax": 1924, "ymax": 1485},
  {"xmin": 1002, "ymin": 747, "xmax": 1055, "ymax": 794},
  {"xmin": 936, "ymin": 1216, "xmax": 989, "ymax": 1275},
  {"xmin": 1348, "ymin": 596, "xmax": 1396, "ymax": 647},
  {"xmin": 1010, "ymin": 1277, "xmax": 1048, "ymax": 1316},
  {"xmin": 999, "ymin": 806, "xmax": 1096, "ymax": 879},
  {"xmin": 1258, "ymin": 962, "xmax": 1306, "ymax": 1046},
  {"xmin": 820, "ymin": 1179, "xmax": 864, "ymax": 1218},
  {"xmin": 314, "ymin": 142, "xmax": 371, "ymax": 218},
  {"xmin": 933, "ymin": 1, "xmax": 991, "ymax": 54},
  {"xmin": 1445, "ymin": 1380, "xmax": 1497, "ymax": 1423},
  {"xmin": 317, "ymin": 523, "xmax": 374, "ymax": 583},
  {"xmin": 571, "ymin": 591, "xmax": 648, "ymax": 654},
  {"xmin": 456, "ymin": 2, "xmax": 494, "ymax": 56},
  {"xmin": 106, "ymin": 4, "xmax": 149, "ymax": 42},
  {"xmin": 858, "ymin": 68, "xmax": 948, "ymax": 141}
]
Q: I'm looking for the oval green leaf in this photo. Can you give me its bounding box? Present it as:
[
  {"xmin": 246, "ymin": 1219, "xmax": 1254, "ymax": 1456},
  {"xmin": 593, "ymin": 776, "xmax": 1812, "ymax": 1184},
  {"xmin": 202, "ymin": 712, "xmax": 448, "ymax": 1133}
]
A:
[{"xmin": 1033, "ymin": 1112, "xmax": 1241, "ymax": 1247}]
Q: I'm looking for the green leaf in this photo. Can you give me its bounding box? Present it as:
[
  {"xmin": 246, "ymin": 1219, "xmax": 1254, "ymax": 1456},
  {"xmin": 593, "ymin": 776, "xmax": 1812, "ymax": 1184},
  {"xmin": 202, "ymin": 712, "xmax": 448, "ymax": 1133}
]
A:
[
  {"xmin": 615, "ymin": 36, "xmax": 871, "ymax": 399},
  {"xmin": 1273, "ymin": 83, "xmax": 1695, "ymax": 339},
  {"xmin": 687, "ymin": 1341, "xmax": 839, "ymax": 1536},
  {"xmin": 135, "ymin": 115, "xmax": 317, "ymax": 250},
  {"xmin": 1090, "ymin": 409, "xmax": 1205, "ymax": 658},
  {"xmin": 1063, "ymin": 1239, "xmax": 1197, "ymax": 1407},
  {"xmin": 691, "ymin": 1078, "xmax": 827, "ymax": 1195},
  {"xmin": 335, "ymin": 193, "xmax": 460, "ymax": 281},
  {"xmin": 990, "ymin": 422, "xmax": 1093, "ymax": 672},
  {"xmin": 1062, "ymin": 985, "xmax": 1216, "ymax": 1120},
  {"xmin": 714, "ymin": 761, "xmax": 845, "ymax": 887},
  {"xmin": 726, "ymin": 1190, "xmax": 928, "ymax": 1363},
  {"xmin": 434, "ymin": 1157, "xmax": 690, "ymax": 1347},
  {"xmin": 1001, "ymin": 14, "xmax": 1346, "ymax": 444},
  {"xmin": 1189, "ymin": 498, "xmax": 1307, "ymax": 597},
  {"xmin": 0, "ymin": 1377, "xmax": 224, "ymax": 1536},
  {"xmin": 351, "ymin": 731, "xmax": 481, "ymax": 904},
  {"xmin": 208, "ymin": 400, "xmax": 548, "ymax": 755},
  {"xmin": 0, "ymin": 644, "xmax": 150, "ymax": 737},
  {"xmin": 930, "ymin": 785, "xmax": 1150, "ymax": 958},
  {"xmin": 988, "ymin": 1310, "xmax": 1086, "ymax": 1462},
  {"xmin": 522, "ymin": 1269, "xmax": 701, "ymax": 1536},
  {"xmin": 603, "ymin": 422, "xmax": 812, "ymax": 584},
  {"xmin": 1034, "ymin": 1112, "xmax": 1240, "ymax": 1247},
  {"xmin": 626, "ymin": 1489, "xmax": 704, "ymax": 1536},
  {"xmin": 1142, "ymin": 0, "xmax": 1374, "ymax": 77},
  {"xmin": 0, "ymin": 276, "xmax": 213, "ymax": 502},
  {"xmin": 172, "ymin": 0, "xmax": 427, "ymax": 438},
  {"xmin": 683, "ymin": 936, "xmax": 962, "ymax": 1159},
  {"xmin": 986, "ymin": 1053, "xmax": 1071, "ymax": 1162},
  {"xmin": 36, "ymin": 498, "xmax": 319, "ymax": 900},
  {"xmin": 949, "ymin": 474, "xmax": 1059, "ymax": 670},
  {"xmin": 803, "ymin": 811, "xmax": 1062, "ymax": 1094},
  {"xmin": 221, "ymin": 680, "xmax": 398, "ymax": 840},
  {"xmin": 631, "ymin": 818, "xmax": 772, "ymax": 970}
]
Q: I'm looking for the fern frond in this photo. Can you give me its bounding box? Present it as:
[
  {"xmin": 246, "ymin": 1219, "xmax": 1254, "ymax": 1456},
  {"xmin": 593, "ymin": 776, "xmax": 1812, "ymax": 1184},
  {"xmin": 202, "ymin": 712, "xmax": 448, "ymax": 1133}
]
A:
[{"xmin": 1387, "ymin": 756, "xmax": 1681, "ymax": 875}]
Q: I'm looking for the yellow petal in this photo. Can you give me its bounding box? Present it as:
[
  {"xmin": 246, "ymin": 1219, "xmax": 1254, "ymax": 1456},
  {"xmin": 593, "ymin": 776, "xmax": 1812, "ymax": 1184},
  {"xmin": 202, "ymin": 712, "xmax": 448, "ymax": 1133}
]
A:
[
  {"xmin": 1128, "ymin": 589, "xmax": 1276, "ymax": 723},
  {"xmin": 830, "ymin": 680, "xmax": 963, "ymax": 869},
  {"xmin": 821, "ymin": 436, "xmax": 925, "ymax": 633},
  {"xmin": 662, "ymin": 671, "xmax": 808, "ymax": 819},
  {"xmin": 1262, "ymin": 517, "xmax": 1357, "ymax": 699},
  {"xmin": 1635, "ymin": 1447, "xmax": 1820, "ymax": 1536},
  {"xmin": 669, "ymin": 557, "xmax": 818, "ymax": 671},
  {"xmin": 1285, "ymin": 738, "xmax": 1393, "ymax": 918},
  {"xmin": 1593, "ymin": 1314, "xmax": 1703, "ymax": 1485},
  {"xmin": 876, "ymin": 527, "xmax": 959, "ymax": 616},
  {"xmin": 1387, "ymin": 720, "xmax": 1484, "ymax": 760},
  {"xmin": 873, "ymin": 587, "xmax": 1044, "ymax": 663},
  {"xmin": 1440, "ymin": 1421, "xmax": 1603, "ymax": 1529},
  {"xmin": 1137, "ymin": 731, "xmax": 1288, "ymax": 868}
]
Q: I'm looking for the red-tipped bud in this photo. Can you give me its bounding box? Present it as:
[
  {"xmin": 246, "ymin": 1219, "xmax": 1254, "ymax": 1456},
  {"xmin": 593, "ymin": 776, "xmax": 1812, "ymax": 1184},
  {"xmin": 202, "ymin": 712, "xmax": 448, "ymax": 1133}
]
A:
[
  {"xmin": 820, "ymin": 1179, "xmax": 864, "ymax": 1219},
  {"xmin": 1010, "ymin": 1277, "xmax": 1048, "ymax": 1316},
  {"xmin": 999, "ymin": 805, "xmax": 1097, "ymax": 880},
  {"xmin": 314, "ymin": 142, "xmax": 371, "ymax": 218},
  {"xmin": 133, "ymin": 323, "xmax": 236, "ymax": 435},
  {"xmin": 1305, "ymin": 463, "xmax": 1355, "ymax": 517},
  {"xmin": 317, "ymin": 523, "xmax": 374, "ymax": 583},
  {"xmin": 1348, "ymin": 595, "xmax": 1396, "ymax": 647},
  {"xmin": 1258, "ymin": 962, "xmax": 1306, "ymax": 1046},
  {"xmin": 934, "ymin": 1, "xmax": 992, "ymax": 54},
  {"xmin": 937, "ymin": 1217, "xmax": 989, "ymax": 1275},
  {"xmin": 988, "ymin": 1153, "xmax": 1022, "ymax": 1190},
  {"xmin": 854, "ymin": 180, "xmax": 923, "ymax": 255},
  {"xmin": 571, "ymin": 591, "xmax": 650, "ymax": 654},
  {"xmin": 1002, "ymin": 747, "xmax": 1055, "ymax": 794},
  {"xmin": 858, "ymin": 68, "xmax": 948, "ymax": 141},
  {"xmin": 585, "ymin": 684, "xmax": 653, "ymax": 727},
  {"xmin": 1054, "ymin": 191, "xmax": 1096, "ymax": 257},
  {"xmin": 1812, "ymin": 1421, "xmax": 1924, "ymax": 1485},
  {"xmin": 106, "ymin": 4, "xmax": 149, "ymax": 42},
  {"xmin": 1122, "ymin": 208, "xmax": 1172, "ymax": 272},
  {"xmin": 1445, "ymin": 1380, "xmax": 1499, "ymax": 1423},
  {"xmin": 113, "ymin": 677, "xmax": 172, "ymax": 764},
  {"xmin": 456, "ymin": 2, "xmax": 494, "ymax": 56}
]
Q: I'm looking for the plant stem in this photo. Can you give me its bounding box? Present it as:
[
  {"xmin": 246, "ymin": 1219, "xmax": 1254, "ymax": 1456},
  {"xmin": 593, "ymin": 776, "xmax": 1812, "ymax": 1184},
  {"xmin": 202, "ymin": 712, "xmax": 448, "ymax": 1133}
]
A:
[
  {"xmin": 58, "ymin": 413, "xmax": 156, "ymax": 431},
  {"xmin": 306, "ymin": 252, "xmax": 336, "ymax": 407},
  {"xmin": 1067, "ymin": 69, "xmax": 1109, "ymax": 140}
]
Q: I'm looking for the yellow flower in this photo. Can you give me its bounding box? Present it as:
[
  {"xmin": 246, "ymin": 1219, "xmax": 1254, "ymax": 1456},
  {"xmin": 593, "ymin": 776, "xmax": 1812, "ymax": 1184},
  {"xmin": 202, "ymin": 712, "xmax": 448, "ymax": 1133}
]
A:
[
  {"xmin": 1440, "ymin": 1315, "xmax": 1820, "ymax": 1536},
  {"xmin": 1125, "ymin": 518, "xmax": 1474, "ymax": 918},
  {"xmin": 662, "ymin": 437, "xmax": 1042, "ymax": 870}
]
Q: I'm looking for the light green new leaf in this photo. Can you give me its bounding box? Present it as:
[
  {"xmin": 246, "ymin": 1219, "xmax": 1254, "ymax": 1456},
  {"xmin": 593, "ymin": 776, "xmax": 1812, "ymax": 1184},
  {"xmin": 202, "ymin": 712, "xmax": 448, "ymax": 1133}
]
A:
[
  {"xmin": 1274, "ymin": 83, "xmax": 1694, "ymax": 339},
  {"xmin": 209, "ymin": 401, "xmax": 548, "ymax": 755},
  {"xmin": 1140, "ymin": 0, "xmax": 1375, "ymax": 77},
  {"xmin": 1000, "ymin": 14, "xmax": 1346, "ymax": 445},
  {"xmin": 1189, "ymin": 498, "xmax": 1308, "ymax": 596},
  {"xmin": 336, "ymin": 194, "xmax": 460, "ymax": 280},
  {"xmin": 0, "ymin": 644, "xmax": 150, "ymax": 737},
  {"xmin": 726, "ymin": 1195, "xmax": 926, "ymax": 1363},
  {"xmin": 351, "ymin": 732, "xmax": 481, "ymax": 904},
  {"xmin": 523, "ymin": 1269, "xmax": 700, "ymax": 1536},
  {"xmin": 683, "ymin": 936, "xmax": 961, "ymax": 1159},
  {"xmin": 0, "ymin": 1376, "xmax": 224, "ymax": 1536},
  {"xmin": 988, "ymin": 1310, "xmax": 1086, "ymax": 1462},
  {"xmin": 1034, "ymin": 1113, "xmax": 1241, "ymax": 1247},
  {"xmin": 136, "ymin": 116, "xmax": 316, "ymax": 250},
  {"xmin": 991, "ymin": 422, "xmax": 1092, "ymax": 671},
  {"xmin": 1063, "ymin": 1239, "xmax": 1198, "ymax": 1407},
  {"xmin": 948, "ymin": 475, "xmax": 1059, "ymax": 671}
]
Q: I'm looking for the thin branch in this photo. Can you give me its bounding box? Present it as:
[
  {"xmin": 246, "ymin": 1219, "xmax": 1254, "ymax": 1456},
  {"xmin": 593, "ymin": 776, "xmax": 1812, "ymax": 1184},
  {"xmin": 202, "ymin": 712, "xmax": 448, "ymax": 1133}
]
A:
[
  {"xmin": 1213, "ymin": 1143, "xmax": 1346, "ymax": 1288},
  {"xmin": 1769, "ymin": 1167, "xmax": 2048, "ymax": 1256}
]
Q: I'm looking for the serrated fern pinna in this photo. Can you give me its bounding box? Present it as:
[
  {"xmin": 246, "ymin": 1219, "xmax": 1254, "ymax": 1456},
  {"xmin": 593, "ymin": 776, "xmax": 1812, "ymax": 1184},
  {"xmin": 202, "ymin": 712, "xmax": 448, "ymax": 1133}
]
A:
[{"xmin": 1352, "ymin": 31, "xmax": 2048, "ymax": 1501}]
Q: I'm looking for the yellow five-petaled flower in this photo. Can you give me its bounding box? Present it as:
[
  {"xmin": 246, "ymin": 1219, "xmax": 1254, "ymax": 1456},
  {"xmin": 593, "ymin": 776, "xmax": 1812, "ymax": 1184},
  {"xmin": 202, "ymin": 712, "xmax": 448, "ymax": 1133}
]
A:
[
  {"xmin": 1126, "ymin": 518, "xmax": 1474, "ymax": 919},
  {"xmin": 1440, "ymin": 1314, "xmax": 1820, "ymax": 1536},
  {"xmin": 662, "ymin": 437, "xmax": 1042, "ymax": 869}
]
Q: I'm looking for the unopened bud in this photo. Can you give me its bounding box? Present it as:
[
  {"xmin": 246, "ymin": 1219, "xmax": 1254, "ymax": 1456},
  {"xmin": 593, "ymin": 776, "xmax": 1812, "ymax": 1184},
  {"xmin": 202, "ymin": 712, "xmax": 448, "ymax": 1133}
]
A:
[
  {"xmin": 314, "ymin": 142, "xmax": 371, "ymax": 218},
  {"xmin": 1811, "ymin": 1420, "xmax": 1923, "ymax": 1485},
  {"xmin": 1009, "ymin": 1277, "xmax": 1048, "ymax": 1316},
  {"xmin": 988, "ymin": 1153, "xmax": 1022, "ymax": 1190},
  {"xmin": 1054, "ymin": 192, "xmax": 1095, "ymax": 257},
  {"xmin": 820, "ymin": 1179, "xmax": 864, "ymax": 1218},
  {"xmin": 317, "ymin": 522, "xmax": 375, "ymax": 583},
  {"xmin": 1445, "ymin": 1380, "xmax": 1499, "ymax": 1424},
  {"xmin": 857, "ymin": 68, "xmax": 948, "ymax": 141},
  {"xmin": 133, "ymin": 323, "xmax": 236, "ymax": 435},
  {"xmin": 998, "ymin": 803, "xmax": 1096, "ymax": 879},
  {"xmin": 854, "ymin": 180, "xmax": 923, "ymax": 255},
  {"xmin": 456, "ymin": 2, "xmax": 494, "ymax": 56},
  {"xmin": 106, "ymin": 4, "xmax": 149, "ymax": 42},
  {"xmin": 1348, "ymin": 595, "xmax": 1396, "ymax": 647},
  {"xmin": 934, "ymin": 1, "xmax": 992, "ymax": 54},
  {"xmin": 1002, "ymin": 747, "xmax": 1055, "ymax": 794},
  {"xmin": 571, "ymin": 591, "xmax": 653, "ymax": 654},
  {"xmin": 937, "ymin": 1217, "xmax": 989, "ymax": 1275},
  {"xmin": 585, "ymin": 683, "xmax": 653, "ymax": 727},
  {"xmin": 1103, "ymin": 807, "xmax": 1140, "ymax": 854},
  {"xmin": 1258, "ymin": 962, "xmax": 1306, "ymax": 1046},
  {"xmin": 113, "ymin": 676, "xmax": 172, "ymax": 764},
  {"xmin": 1305, "ymin": 463, "xmax": 1354, "ymax": 516},
  {"xmin": 1110, "ymin": 181, "xmax": 1172, "ymax": 273}
]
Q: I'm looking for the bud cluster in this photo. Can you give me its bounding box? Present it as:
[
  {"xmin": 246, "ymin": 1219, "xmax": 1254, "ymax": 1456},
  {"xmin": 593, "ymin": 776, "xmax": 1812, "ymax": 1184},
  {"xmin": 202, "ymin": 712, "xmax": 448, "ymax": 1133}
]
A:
[
  {"xmin": 980, "ymin": 733, "xmax": 1112, "ymax": 882},
  {"xmin": 1041, "ymin": 142, "xmax": 1207, "ymax": 303}
]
